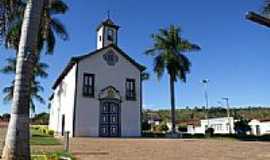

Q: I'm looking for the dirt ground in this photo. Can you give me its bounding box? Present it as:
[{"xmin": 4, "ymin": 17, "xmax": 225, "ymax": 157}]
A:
[
  {"xmin": 69, "ymin": 138, "xmax": 270, "ymax": 160},
  {"xmin": 2, "ymin": 127, "xmax": 270, "ymax": 160},
  {"xmin": 0, "ymin": 127, "xmax": 6, "ymax": 154}
]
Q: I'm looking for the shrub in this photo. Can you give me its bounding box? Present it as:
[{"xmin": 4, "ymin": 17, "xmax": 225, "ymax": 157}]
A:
[
  {"xmin": 2, "ymin": 113, "xmax": 10, "ymax": 121},
  {"xmin": 142, "ymin": 121, "xmax": 151, "ymax": 131},
  {"xmin": 31, "ymin": 112, "xmax": 49, "ymax": 125},
  {"xmin": 157, "ymin": 123, "xmax": 169, "ymax": 133},
  {"xmin": 234, "ymin": 119, "xmax": 251, "ymax": 135},
  {"xmin": 142, "ymin": 131, "xmax": 166, "ymax": 138},
  {"xmin": 48, "ymin": 130, "xmax": 54, "ymax": 136},
  {"xmin": 178, "ymin": 125, "xmax": 187, "ymax": 132}
]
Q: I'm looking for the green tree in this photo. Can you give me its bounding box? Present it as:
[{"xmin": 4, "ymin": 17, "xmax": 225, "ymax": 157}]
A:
[
  {"xmin": 31, "ymin": 112, "xmax": 49, "ymax": 125},
  {"xmin": 145, "ymin": 25, "xmax": 200, "ymax": 133},
  {"xmin": 234, "ymin": 119, "xmax": 251, "ymax": 135}
]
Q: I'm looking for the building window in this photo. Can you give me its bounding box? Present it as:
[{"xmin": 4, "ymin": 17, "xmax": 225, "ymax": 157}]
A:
[
  {"xmin": 107, "ymin": 29, "xmax": 113, "ymax": 41},
  {"xmin": 83, "ymin": 73, "xmax": 95, "ymax": 97},
  {"xmin": 99, "ymin": 35, "xmax": 102, "ymax": 42},
  {"xmin": 126, "ymin": 79, "xmax": 136, "ymax": 100}
]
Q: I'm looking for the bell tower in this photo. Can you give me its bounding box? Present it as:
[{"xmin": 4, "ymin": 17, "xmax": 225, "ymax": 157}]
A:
[{"xmin": 96, "ymin": 16, "xmax": 120, "ymax": 49}]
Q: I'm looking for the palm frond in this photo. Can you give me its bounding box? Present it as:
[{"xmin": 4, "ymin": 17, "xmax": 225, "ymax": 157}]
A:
[
  {"xmin": 153, "ymin": 54, "xmax": 165, "ymax": 80},
  {"xmin": 262, "ymin": 0, "xmax": 270, "ymax": 16},
  {"xmin": 45, "ymin": 27, "xmax": 55, "ymax": 54},
  {"xmin": 33, "ymin": 94, "xmax": 45, "ymax": 104},
  {"xmin": 145, "ymin": 24, "xmax": 200, "ymax": 82},
  {"xmin": 179, "ymin": 39, "xmax": 201, "ymax": 52},
  {"xmin": 30, "ymin": 99, "xmax": 35, "ymax": 113},
  {"xmin": 4, "ymin": 19, "xmax": 22, "ymax": 50},
  {"xmin": 50, "ymin": 17, "xmax": 68, "ymax": 40},
  {"xmin": 0, "ymin": 57, "xmax": 16, "ymax": 74},
  {"xmin": 2, "ymin": 82, "xmax": 14, "ymax": 103},
  {"xmin": 49, "ymin": 0, "xmax": 68, "ymax": 15}
]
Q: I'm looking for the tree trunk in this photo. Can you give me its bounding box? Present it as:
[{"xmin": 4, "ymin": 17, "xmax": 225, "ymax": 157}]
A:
[
  {"xmin": 169, "ymin": 76, "xmax": 176, "ymax": 134},
  {"xmin": 2, "ymin": 0, "xmax": 44, "ymax": 159}
]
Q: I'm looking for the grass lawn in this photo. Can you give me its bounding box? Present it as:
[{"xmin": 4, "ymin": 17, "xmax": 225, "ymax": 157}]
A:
[
  {"xmin": 30, "ymin": 128, "xmax": 61, "ymax": 145},
  {"xmin": 0, "ymin": 127, "xmax": 64, "ymax": 156},
  {"xmin": 32, "ymin": 151, "xmax": 76, "ymax": 160}
]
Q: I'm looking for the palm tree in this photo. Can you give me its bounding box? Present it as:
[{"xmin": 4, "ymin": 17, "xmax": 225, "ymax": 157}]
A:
[
  {"xmin": 145, "ymin": 25, "xmax": 201, "ymax": 134},
  {"xmin": 4, "ymin": 0, "xmax": 68, "ymax": 54},
  {"xmin": 1, "ymin": 0, "xmax": 68, "ymax": 117},
  {"xmin": 1, "ymin": 57, "xmax": 48, "ymax": 113},
  {"xmin": 3, "ymin": 80, "xmax": 45, "ymax": 113},
  {"xmin": 1, "ymin": 0, "xmax": 45, "ymax": 159}
]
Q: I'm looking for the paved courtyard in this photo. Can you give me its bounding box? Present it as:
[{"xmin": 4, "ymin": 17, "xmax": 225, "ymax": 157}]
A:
[
  {"xmin": 69, "ymin": 138, "xmax": 270, "ymax": 160},
  {"xmin": 2, "ymin": 127, "xmax": 270, "ymax": 160}
]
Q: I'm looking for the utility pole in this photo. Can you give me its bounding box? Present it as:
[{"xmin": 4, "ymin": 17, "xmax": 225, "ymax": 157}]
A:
[
  {"xmin": 222, "ymin": 97, "xmax": 231, "ymax": 134},
  {"xmin": 201, "ymin": 79, "xmax": 209, "ymax": 128}
]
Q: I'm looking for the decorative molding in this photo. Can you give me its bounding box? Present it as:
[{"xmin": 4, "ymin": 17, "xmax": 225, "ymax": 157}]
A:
[
  {"xmin": 99, "ymin": 86, "xmax": 121, "ymax": 100},
  {"xmin": 103, "ymin": 50, "xmax": 119, "ymax": 66}
]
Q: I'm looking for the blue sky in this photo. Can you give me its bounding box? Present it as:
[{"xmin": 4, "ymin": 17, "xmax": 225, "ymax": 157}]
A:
[{"xmin": 0, "ymin": 0, "xmax": 270, "ymax": 114}]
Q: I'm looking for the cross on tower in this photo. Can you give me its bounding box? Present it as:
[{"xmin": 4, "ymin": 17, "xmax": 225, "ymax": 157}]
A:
[{"xmin": 107, "ymin": 10, "xmax": 111, "ymax": 19}]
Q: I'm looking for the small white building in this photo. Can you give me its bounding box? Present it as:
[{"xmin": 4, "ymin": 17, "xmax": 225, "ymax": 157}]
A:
[
  {"xmin": 49, "ymin": 18, "xmax": 145, "ymax": 137},
  {"xmin": 249, "ymin": 119, "xmax": 270, "ymax": 136},
  {"xmin": 187, "ymin": 117, "xmax": 235, "ymax": 134}
]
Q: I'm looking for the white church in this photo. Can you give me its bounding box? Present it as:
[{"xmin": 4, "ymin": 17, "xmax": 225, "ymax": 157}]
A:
[{"xmin": 48, "ymin": 18, "xmax": 146, "ymax": 137}]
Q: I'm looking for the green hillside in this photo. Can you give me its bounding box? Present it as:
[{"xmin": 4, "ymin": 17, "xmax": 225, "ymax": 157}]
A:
[{"xmin": 143, "ymin": 107, "xmax": 270, "ymax": 122}]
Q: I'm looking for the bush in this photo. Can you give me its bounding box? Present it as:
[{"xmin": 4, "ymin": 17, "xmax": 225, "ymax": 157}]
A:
[
  {"xmin": 31, "ymin": 112, "xmax": 49, "ymax": 125},
  {"xmin": 2, "ymin": 113, "xmax": 10, "ymax": 121},
  {"xmin": 31, "ymin": 125, "xmax": 53, "ymax": 137},
  {"xmin": 205, "ymin": 128, "xmax": 214, "ymax": 138},
  {"xmin": 142, "ymin": 121, "xmax": 151, "ymax": 131},
  {"xmin": 178, "ymin": 125, "xmax": 187, "ymax": 132},
  {"xmin": 48, "ymin": 130, "xmax": 54, "ymax": 136},
  {"xmin": 142, "ymin": 131, "xmax": 166, "ymax": 138},
  {"xmin": 234, "ymin": 119, "xmax": 251, "ymax": 135},
  {"xmin": 157, "ymin": 123, "xmax": 169, "ymax": 133},
  {"xmin": 182, "ymin": 133, "xmax": 205, "ymax": 138}
]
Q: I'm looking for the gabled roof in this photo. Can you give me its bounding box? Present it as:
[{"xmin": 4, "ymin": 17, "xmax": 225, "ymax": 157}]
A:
[{"xmin": 52, "ymin": 44, "xmax": 146, "ymax": 89}]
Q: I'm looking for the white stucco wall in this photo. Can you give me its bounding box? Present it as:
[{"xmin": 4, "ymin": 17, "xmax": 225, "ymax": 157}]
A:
[
  {"xmin": 187, "ymin": 117, "xmax": 235, "ymax": 134},
  {"xmin": 259, "ymin": 122, "xmax": 270, "ymax": 135},
  {"xmin": 187, "ymin": 125, "xmax": 205, "ymax": 134},
  {"xmin": 97, "ymin": 26, "xmax": 104, "ymax": 49},
  {"xmin": 97, "ymin": 26, "xmax": 117, "ymax": 50},
  {"xmin": 249, "ymin": 120, "xmax": 270, "ymax": 135},
  {"xmin": 75, "ymin": 46, "xmax": 141, "ymax": 137},
  {"xmin": 200, "ymin": 117, "xmax": 235, "ymax": 134},
  {"xmin": 49, "ymin": 64, "xmax": 77, "ymax": 136}
]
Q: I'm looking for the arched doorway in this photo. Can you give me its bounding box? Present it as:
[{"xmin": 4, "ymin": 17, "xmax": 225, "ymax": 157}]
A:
[{"xmin": 99, "ymin": 86, "xmax": 121, "ymax": 137}]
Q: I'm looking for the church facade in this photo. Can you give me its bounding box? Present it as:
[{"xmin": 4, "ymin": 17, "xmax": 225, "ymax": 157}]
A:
[{"xmin": 48, "ymin": 18, "xmax": 146, "ymax": 137}]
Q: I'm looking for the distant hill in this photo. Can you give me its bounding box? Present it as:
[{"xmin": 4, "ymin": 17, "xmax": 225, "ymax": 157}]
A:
[{"xmin": 143, "ymin": 107, "xmax": 270, "ymax": 122}]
